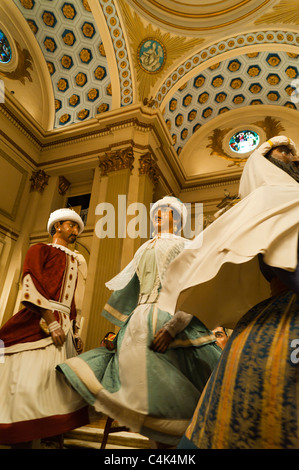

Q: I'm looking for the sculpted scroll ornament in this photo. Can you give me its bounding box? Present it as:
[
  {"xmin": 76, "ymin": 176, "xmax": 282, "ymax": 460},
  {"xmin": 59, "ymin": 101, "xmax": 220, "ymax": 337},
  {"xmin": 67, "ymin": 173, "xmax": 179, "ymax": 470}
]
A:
[
  {"xmin": 138, "ymin": 152, "xmax": 160, "ymax": 187},
  {"xmin": 99, "ymin": 147, "xmax": 134, "ymax": 176},
  {"xmin": 29, "ymin": 170, "xmax": 49, "ymax": 193}
]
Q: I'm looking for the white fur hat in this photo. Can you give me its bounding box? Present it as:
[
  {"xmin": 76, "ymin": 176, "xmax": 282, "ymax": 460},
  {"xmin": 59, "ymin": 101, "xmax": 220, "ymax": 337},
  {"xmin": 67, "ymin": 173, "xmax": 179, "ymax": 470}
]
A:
[
  {"xmin": 47, "ymin": 208, "xmax": 84, "ymax": 235},
  {"xmin": 150, "ymin": 196, "xmax": 188, "ymax": 227}
]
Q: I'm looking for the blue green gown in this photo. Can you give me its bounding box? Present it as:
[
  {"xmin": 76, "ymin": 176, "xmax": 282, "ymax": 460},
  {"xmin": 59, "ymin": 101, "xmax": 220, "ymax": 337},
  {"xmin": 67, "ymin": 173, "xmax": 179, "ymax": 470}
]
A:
[{"xmin": 58, "ymin": 234, "xmax": 221, "ymax": 445}]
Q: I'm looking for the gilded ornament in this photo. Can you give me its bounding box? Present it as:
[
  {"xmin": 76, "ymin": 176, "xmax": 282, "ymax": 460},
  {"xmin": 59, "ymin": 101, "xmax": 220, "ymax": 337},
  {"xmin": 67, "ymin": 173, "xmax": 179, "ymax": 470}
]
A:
[
  {"xmin": 219, "ymin": 107, "xmax": 229, "ymax": 114},
  {"xmin": 27, "ymin": 20, "xmax": 38, "ymax": 35},
  {"xmin": 69, "ymin": 94, "xmax": 79, "ymax": 106},
  {"xmin": 212, "ymin": 76, "xmax": 223, "ymax": 87},
  {"xmin": 285, "ymin": 85, "xmax": 295, "ymax": 96},
  {"xmin": 183, "ymin": 94, "xmax": 192, "ymax": 107},
  {"xmin": 138, "ymin": 153, "xmax": 160, "ymax": 187},
  {"xmin": 188, "ymin": 110, "xmax": 197, "ymax": 121},
  {"xmin": 82, "ymin": 0, "xmax": 91, "ymax": 12},
  {"xmin": 207, "ymin": 128, "xmax": 247, "ymax": 165},
  {"xmin": 198, "ymin": 92, "xmax": 209, "ymax": 104},
  {"xmin": 62, "ymin": 4, "xmax": 76, "ymax": 19},
  {"xmin": 194, "ymin": 76, "xmax": 205, "ymax": 87},
  {"xmin": 97, "ymin": 103, "xmax": 109, "ymax": 113},
  {"xmin": 181, "ymin": 129, "xmax": 188, "ymax": 140},
  {"xmin": 215, "ymin": 93, "xmax": 227, "ymax": 103},
  {"xmin": 57, "ymin": 78, "xmax": 68, "ymax": 91},
  {"xmin": 249, "ymin": 84, "xmax": 262, "ymax": 93},
  {"xmin": 267, "ymin": 92, "xmax": 279, "ymax": 101},
  {"xmin": 247, "ymin": 66, "xmax": 260, "ymax": 77},
  {"xmin": 0, "ymin": 41, "xmax": 33, "ymax": 84},
  {"xmin": 285, "ymin": 102, "xmax": 296, "ymax": 109},
  {"xmin": 61, "ymin": 55, "xmax": 72, "ymax": 69},
  {"xmin": 80, "ymin": 49, "xmax": 91, "ymax": 63},
  {"xmin": 230, "ymin": 79, "xmax": 243, "ymax": 89},
  {"xmin": 285, "ymin": 67, "xmax": 297, "ymax": 78},
  {"xmin": 203, "ymin": 108, "xmax": 212, "ymax": 118},
  {"xmin": 233, "ymin": 95, "xmax": 244, "ymax": 104},
  {"xmin": 88, "ymin": 88, "xmax": 98, "ymax": 101},
  {"xmin": 77, "ymin": 109, "xmax": 89, "ymax": 120},
  {"xmin": 228, "ymin": 61, "xmax": 241, "ymax": 72},
  {"xmin": 59, "ymin": 114, "xmax": 70, "ymax": 124},
  {"xmin": 42, "ymin": 12, "xmax": 55, "ymax": 27},
  {"xmin": 82, "ymin": 22, "xmax": 95, "ymax": 38},
  {"xmin": 29, "ymin": 170, "xmax": 49, "ymax": 193},
  {"xmin": 44, "ymin": 38, "xmax": 56, "ymax": 52},
  {"xmin": 58, "ymin": 176, "xmax": 71, "ymax": 196},
  {"xmin": 209, "ymin": 63, "xmax": 220, "ymax": 70},
  {"xmin": 47, "ymin": 62, "xmax": 55, "ymax": 75},
  {"xmin": 63, "ymin": 32, "xmax": 75, "ymax": 46},
  {"xmin": 75, "ymin": 73, "xmax": 87, "ymax": 87},
  {"xmin": 94, "ymin": 66, "xmax": 106, "ymax": 80},
  {"xmin": 193, "ymin": 123, "xmax": 201, "ymax": 133},
  {"xmin": 267, "ymin": 56, "xmax": 280, "ymax": 66},
  {"xmin": 169, "ymin": 99, "xmax": 177, "ymax": 111},
  {"xmin": 175, "ymin": 114, "xmax": 183, "ymax": 126},
  {"xmin": 55, "ymin": 99, "xmax": 62, "ymax": 110},
  {"xmin": 99, "ymin": 147, "xmax": 134, "ymax": 176},
  {"xmin": 106, "ymin": 84, "xmax": 112, "ymax": 95},
  {"xmin": 255, "ymin": 1, "xmax": 299, "ymax": 25},
  {"xmin": 267, "ymin": 74, "xmax": 280, "ymax": 85},
  {"xmin": 20, "ymin": 0, "xmax": 34, "ymax": 9},
  {"xmin": 252, "ymin": 116, "xmax": 285, "ymax": 140}
]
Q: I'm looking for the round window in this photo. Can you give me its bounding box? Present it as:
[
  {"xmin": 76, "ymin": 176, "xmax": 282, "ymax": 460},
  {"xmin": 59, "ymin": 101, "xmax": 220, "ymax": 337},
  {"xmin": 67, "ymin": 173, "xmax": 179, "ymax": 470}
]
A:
[
  {"xmin": 0, "ymin": 29, "xmax": 12, "ymax": 64},
  {"xmin": 229, "ymin": 130, "xmax": 259, "ymax": 154}
]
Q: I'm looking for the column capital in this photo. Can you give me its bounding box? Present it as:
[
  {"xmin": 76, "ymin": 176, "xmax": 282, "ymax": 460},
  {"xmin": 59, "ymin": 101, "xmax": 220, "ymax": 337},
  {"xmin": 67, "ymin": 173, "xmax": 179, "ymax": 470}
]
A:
[
  {"xmin": 99, "ymin": 147, "xmax": 134, "ymax": 177},
  {"xmin": 138, "ymin": 152, "xmax": 160, "ymax": 187}
]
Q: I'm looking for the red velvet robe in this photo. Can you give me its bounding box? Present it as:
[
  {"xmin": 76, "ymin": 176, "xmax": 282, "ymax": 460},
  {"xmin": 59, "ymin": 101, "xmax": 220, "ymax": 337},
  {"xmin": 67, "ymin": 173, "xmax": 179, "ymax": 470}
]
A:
[{"xmin": 0, "ymin": 243, "xmax": 77, "ymax": 347}]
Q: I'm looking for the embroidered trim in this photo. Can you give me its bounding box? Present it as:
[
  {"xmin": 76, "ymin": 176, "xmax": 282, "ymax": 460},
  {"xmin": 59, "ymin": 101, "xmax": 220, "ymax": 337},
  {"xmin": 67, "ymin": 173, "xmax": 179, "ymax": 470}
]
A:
[{"xmin": 104, "ymin": 303, "xmax": 128, "ymax": 323}]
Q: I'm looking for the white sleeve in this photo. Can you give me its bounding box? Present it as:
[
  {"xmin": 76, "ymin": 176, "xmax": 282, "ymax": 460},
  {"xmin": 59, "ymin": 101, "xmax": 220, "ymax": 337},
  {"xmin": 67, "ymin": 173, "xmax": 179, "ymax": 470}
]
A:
[{"xmin": 163, "ymin": 310, "xmax": 193, "ymax": 338}]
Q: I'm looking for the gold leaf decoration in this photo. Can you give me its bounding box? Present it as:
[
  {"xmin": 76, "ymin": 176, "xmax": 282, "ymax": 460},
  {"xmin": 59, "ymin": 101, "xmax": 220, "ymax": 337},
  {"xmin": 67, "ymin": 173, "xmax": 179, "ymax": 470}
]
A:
[
  {"xmin": 252, "ymin": 116, "xmax": 285, "ymax": 139},
  {"xmin": 0, "ymin": 41, "xmax": 33, "ymax": 84},
  {"xmin": 255, "ymin": 0, "xmax": 299, "ymax": 24},
  {"xmin": 119, "ymin": 0, "xmax": 204, "ymax": 100},
  {"xmin": 207, "ymin": 128, "xmax": 248, "ymax": 166}
]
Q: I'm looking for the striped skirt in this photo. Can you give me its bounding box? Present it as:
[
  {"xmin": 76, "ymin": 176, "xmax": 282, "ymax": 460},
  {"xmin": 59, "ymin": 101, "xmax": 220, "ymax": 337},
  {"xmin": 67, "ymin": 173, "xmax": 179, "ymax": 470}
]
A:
[{"xmin": 179, "ymin": 291, "xmax": 299, "ymax": 449}]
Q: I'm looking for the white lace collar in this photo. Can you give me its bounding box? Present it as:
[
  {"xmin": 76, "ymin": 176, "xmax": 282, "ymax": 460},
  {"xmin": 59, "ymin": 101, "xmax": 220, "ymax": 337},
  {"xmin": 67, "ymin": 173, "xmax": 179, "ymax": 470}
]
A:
[{"xmin": 48, "ymin": 243, "xmax": 80, "ymax": 259}]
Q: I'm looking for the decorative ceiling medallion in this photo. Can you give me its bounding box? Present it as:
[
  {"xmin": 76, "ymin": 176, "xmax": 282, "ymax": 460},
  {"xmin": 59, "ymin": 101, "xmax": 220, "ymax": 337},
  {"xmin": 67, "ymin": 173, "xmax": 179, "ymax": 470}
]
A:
[
  {"xmin": 0, "ymin": 29, "xmax": 12, "ymax": 63},
  {"xmin": 137, "ymin": 38, "xmax": 166, "ymax": 73}
]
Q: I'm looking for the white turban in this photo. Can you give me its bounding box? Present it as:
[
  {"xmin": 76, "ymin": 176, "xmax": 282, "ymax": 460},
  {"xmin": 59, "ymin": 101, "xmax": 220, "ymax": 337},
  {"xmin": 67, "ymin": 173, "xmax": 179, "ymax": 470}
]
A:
[
  {"xmin": 47, "ymin": 208, "xmax": 84, "ymax": 235},
  {"xmin": 258, "ymin": 135, "xmax": 297, "ymax": 157},
  {"xmin": 150, "ymin": 196, "xmax": 188, "ymax": 228}
]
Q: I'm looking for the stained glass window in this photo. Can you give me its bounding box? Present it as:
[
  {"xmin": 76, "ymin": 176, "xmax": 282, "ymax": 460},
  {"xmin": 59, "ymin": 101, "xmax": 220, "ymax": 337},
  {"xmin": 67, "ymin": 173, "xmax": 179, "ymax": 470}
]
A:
[
  {"xmin": 0, "ymin": 30, "xmax": 12, "ymax": 64},
  {"xmin": 229, "ymin": 130, "xmax": 259, "ymax": 154}
]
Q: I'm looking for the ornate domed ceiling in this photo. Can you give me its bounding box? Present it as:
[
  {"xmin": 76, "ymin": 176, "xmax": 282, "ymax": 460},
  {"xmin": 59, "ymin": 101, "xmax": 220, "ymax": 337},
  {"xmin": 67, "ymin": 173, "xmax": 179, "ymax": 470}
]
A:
[{"xmin": 1, "ymin": 0, "xmax": 299, "ymax": 183}]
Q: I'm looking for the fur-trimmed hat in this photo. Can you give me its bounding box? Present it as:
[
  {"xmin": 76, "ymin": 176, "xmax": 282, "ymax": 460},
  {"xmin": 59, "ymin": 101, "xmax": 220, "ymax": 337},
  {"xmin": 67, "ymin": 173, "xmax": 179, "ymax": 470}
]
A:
[
  {"xmin": 47, "ymin": 208, "xmax": 84, "ymax": 235},
  {"xmin": 150, "ymin": 196, "xmax": 188, "ymax": 228}
]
